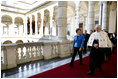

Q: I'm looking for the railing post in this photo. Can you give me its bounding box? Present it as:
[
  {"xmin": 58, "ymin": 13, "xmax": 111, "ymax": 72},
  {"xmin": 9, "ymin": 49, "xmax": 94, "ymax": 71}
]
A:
[
  {"xmin": 31, "ymin": 46, "xmax": 34, "ymax": 59},
  {"xmin": 58, "ymin": 41, "xmax": 71, "ymax": 58},
  {"xmin": 39, "ymin": 46, "xmax": 43, "ymax": 59},
  {"xmin": 1, "ymin": 46, "xmax": 7, "ymax": 70},
  {"xmin": 5, "ymin": 44, "xmax": 17, "ymax": 69},
  {"xmin": 16, "ymin": 47, "xmax": 19, "ymax": 64},
  {"xmin": 35, "ymin": 46, "xmax": 38, "ymax": 57},
  {"xmin": 21, "ymin": 47, "xmax": 24, "ymax": 60},
  {"xmin": 43, "ymin": 43, "xmax": 53, "ymax": 60},
  {"xmin": 26, "ymin": 46, "xmax": 28, "ymax": 59},
  {"xmin": 26, "ymin": 46, "xmax": 30, "ymax": 62}
]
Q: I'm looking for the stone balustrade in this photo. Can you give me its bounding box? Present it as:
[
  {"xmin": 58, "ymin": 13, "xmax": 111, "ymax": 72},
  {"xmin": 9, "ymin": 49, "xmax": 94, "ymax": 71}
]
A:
[{"xmin": 1, "ymin": 41, "xmax": 73, "ymax": 70}]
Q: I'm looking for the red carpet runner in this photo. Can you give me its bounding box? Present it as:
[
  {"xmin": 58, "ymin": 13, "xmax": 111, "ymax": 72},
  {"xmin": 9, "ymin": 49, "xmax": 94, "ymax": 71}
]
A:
[{"xmin": 29, "ymin": 48, "xmax": 117, "ymax": 78}]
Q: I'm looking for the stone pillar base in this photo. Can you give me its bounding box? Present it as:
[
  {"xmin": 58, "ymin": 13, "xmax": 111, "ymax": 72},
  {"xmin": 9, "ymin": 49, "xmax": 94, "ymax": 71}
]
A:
[
  {"xmin": 58, "ymin": 40, "xmax": 71, "ymax": 58},
  {"xmin": 7, "ymin": 64, "xmax": 17, "ymax": 69},
  {"xmin": 43, "ymin": 44, "xmax": 52, "ymax": 60},
  {"xmin": 43, "ymin": 42, "xmax": 59, "ymax": 60},
  {"xmin": 5, "ymin": 45, "xmax": 17, "ymax": 69}
]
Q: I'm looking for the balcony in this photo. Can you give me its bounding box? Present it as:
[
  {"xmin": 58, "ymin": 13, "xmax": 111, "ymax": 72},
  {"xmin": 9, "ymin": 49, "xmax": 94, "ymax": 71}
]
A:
[{"xmin": 1, "ymin": 41, "xmax": 73, "ymax": 70}]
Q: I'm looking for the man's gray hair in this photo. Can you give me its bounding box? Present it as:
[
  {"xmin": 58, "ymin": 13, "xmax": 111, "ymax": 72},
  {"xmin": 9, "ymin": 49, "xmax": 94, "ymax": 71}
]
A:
[{"xmin": 95, "ymin": 24, "xmax": 102, "ymax": 29}]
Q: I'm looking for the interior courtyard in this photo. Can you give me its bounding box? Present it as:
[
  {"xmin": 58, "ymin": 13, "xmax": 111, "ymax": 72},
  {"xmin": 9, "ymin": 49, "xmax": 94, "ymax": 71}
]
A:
[{"xmin": 1, "ymin": 1, "xmax": 117, "ymax": 78}]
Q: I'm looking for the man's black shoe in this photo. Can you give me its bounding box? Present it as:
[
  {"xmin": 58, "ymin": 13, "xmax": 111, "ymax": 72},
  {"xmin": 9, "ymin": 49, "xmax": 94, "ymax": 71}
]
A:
[
  {"xmin": 98, "ymin": 68, "xmax": 102, "ymax": 72},
  {"xmin": 69, "ymin": 64, "xmax": 73, "ymax": 67},
  {"xmin": 88, "ymin": 71, "xmax": 94, "ymax": 75},
  {"xmin": 79, "ymin": 63, "xmax": 82, "ymax": 65}
]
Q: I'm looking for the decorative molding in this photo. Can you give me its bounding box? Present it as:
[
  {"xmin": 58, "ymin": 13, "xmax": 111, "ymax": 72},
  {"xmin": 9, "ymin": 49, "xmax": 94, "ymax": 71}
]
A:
[{"xmin": 1, "ymin": 9, "xmax": 25, "ymax": 15}]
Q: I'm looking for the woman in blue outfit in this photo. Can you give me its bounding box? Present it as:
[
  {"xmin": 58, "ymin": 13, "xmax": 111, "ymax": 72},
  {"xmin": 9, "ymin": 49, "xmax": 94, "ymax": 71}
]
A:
[{"xmin": 70, "ymin": 28, "xmax": 84, "ymax": 67}]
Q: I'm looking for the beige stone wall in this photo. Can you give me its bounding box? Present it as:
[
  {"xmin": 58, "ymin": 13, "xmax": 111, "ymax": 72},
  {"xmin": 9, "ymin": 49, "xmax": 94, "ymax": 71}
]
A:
[{"xmin": 108, "ymin": 1, "xmax": 117, "ymax": 33}]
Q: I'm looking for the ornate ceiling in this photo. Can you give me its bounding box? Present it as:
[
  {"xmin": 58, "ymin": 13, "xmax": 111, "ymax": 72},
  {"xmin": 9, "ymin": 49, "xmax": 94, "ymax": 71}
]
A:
[{"xmin": 1, "ymin": 1, "xmax": 46, "ymax": 14}]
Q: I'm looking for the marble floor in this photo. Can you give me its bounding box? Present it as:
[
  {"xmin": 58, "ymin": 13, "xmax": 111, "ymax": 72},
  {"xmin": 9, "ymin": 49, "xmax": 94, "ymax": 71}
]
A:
[{"xmin": 1, "ymin": 51, "xmax": 90, "ymax": 78}]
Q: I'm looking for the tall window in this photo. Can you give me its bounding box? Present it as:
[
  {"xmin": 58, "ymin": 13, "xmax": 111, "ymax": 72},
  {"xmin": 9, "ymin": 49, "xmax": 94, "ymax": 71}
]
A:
[
  {"xmin": 79, "ymin": 23, "xmax": 83, "ymax": 28},
  {"xmin": 95, "ymin": 21, "xmax": 99, "ymax": 25}
]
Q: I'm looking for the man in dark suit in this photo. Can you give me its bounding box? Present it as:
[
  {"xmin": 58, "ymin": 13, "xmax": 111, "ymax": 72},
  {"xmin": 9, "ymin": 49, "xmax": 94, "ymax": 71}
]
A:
[
  {"xmin": 111, "ymin": 32, "xmax": 117, "ymax": 46},
  {"xmin": 110, "ymin": 32, "xmax": 117, "ymax": 54},
  {"xmin": 83, "ymin": 30, "xmax": 90, "ymax": 53},
  {"xmin": 105, "ymin": 31, "xmax": 112, "ymax": 61},
  {"xmin": 90, "ymin": 30, "xmax": 93, "ymax": 35}
]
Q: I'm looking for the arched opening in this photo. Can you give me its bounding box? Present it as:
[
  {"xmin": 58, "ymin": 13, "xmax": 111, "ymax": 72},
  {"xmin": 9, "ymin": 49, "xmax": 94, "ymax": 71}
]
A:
[
  {"xmin": 3, "ymin": 40, "xmax": 12, "ymax": 44},
  {"xmin": 32, "ymin": 15, "xmax": 35, "ymax": 35},
  {"xmin": 15, "ymin": 17, "xmax": 24, "ymax": 35},
  {"xmin": 1, "ymin": 15, "xmax": 12, "ymax": 24},
  {"xmin": 27, "ymin": 17, "xmax": 30, "ymax": 35},
  {"xmin": 1, "ymin": 15, "xmax": 12, "ymax": 35},
  {"xmin": 15, "ymin": 17, "xmax": 23, "ymax": 25},
  {"xmin": 16, "ymin": 40, "xmax": 23, "ymax": 43}
]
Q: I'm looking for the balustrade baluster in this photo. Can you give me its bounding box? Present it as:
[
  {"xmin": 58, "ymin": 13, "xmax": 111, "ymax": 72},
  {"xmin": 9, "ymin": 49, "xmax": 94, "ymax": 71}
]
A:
[
  {"xmin": 31, "ymin": 46, "xmax": 34, "ymax": 59},
  {"xmin": 29, "ymin": 47, "xmax": 31, "ymax": 58},
  {"xmin": 54, "ymin": 45, "xmax": 56, "ymax": 55},
  {"xmin": 41, "ymin": 46, "xmax": 43, "ymax": 56},
  {"xmin": 56, "ymin": 45, "xmax": 58, "ymax": 55},
  {"xmin": 38, "ymin": 46, "xmax": 40, "ymax": 56},
  {"xmin": 21, "ymin": 47, "xmax": 24, "ymax": 60},
  {"xmin": 26, "ymin": 46, "xmax": 29, "ymax": 59},
  {"xmin": 16, "ymin": 48, "xmax": 19, "ymax": 63},
  {"xmin": 52, "ymin": 45, "xmax": 54, "ymax": 56},
  {"xmin": 33, "ymin": 46, "xmax": 36, "ymax": 57},
  {"xmin": 35, "ymin": 46, "xmax": 38, "ymax": 57}
]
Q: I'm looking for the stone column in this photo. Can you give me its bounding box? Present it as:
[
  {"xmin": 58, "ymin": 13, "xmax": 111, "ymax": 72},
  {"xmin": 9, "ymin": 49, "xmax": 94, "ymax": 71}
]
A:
[
  {"xmin": 102, "ymin": 1, "xmax": 108, "ymax": 31},
  {"xmin": 6, "ymin": 24, "xmax": 9, "ymax": 36},
  {"xmin": 23, "ymin": 17, "xmax": 26, "ymax": 36},
  {"xmin": 75, "ymin": 1, "xmax": 80, "ymax": 29},
  {"xmin": 1, "ymin": 25, "xmax": 3, "ymax": 35},
  {"xmin": 88, "ymin": 1, "xmax": 95, "ymax": 33},
  {"xmin": 12, "ymin": 17, "xmax": 15, "ymax": 36},
  {"xmin": 107, "ymin": 2, "xmax": 110, "ymax": 31},
  {"xmin": 49, "ymin": 8, "xmax": 53, "ymax": 38},
  {"xmin": 58, "ymin": 1, "xmax": 71, "ymax": 58},
  {"xmin": 7, "ymin": 24, "xmax": 9, "ymax": 36},
  {"xmin": 83, "ymin": 15, "xmax": 87, "ymax": 33},
  {"xmin": 25, "ymin": 17, "xmax": 28, "ymax": 36},
  {"xmin": 58, "ymin": 1, "xmax": 67, "ymax": 41},
  {"xmin": 35, "ymin": 13, "xmax": 38, "ymax": 35},
  {"xmin": 18, "ymin": 25, "xmax": 20, "ymax": 35},
  {"xmin": 40, "ymin": 11, "xmax": 44, "ymax": 37},
  {"xmin": 99, "ymin": 1, "xmax": 103, "ymax": 25},
  {"xmin": 30, "ymin": 16, "xmax": 32, "ymax": 35}
]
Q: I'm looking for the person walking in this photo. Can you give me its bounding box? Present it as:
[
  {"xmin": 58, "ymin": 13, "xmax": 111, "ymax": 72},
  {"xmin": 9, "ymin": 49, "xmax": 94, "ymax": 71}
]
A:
[
  {"xmin": 83, "ymin": 30, "xmax": 90, "ymax": 53},
  {"xmin": 70, "ymin": 28, "xmax": 84, "ymax": 67},
  {"xmin": 87, "ymin": 25, "xmax": 112, "ymax": 75}
]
